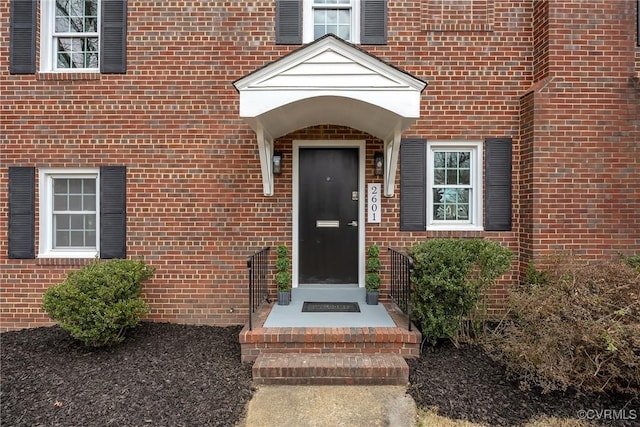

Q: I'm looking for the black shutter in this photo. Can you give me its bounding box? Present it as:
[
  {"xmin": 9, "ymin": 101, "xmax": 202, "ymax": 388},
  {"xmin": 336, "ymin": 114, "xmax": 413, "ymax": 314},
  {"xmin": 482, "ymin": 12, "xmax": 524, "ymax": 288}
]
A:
[
  {"xmin": 100, "ymin": 166, "xmax": 126, "ymax": 259},
  {"xmin": 9, "ymin": 0, "xmax": 36, "ymax": 74},
  {"xmin": 100, "ymin": 0, "xmax": 127, "ymax": 73},
  {"xmin": 485, "ymin": 138, "xmax": 512, "ymax": 231},
  {"xmin": 8, "ymin": 167, "xmax": 35, "ymax": 259},
  {"xmin": 275, "ymin": 0, "xmax": 302, "ymax": 44},
  {"xmin": 360, "ymin": 0, "xmax": 387, "ymax": 45},
  {"xmin": 400, "ymin": 139, "xmax": 426, "ymax": 231}
]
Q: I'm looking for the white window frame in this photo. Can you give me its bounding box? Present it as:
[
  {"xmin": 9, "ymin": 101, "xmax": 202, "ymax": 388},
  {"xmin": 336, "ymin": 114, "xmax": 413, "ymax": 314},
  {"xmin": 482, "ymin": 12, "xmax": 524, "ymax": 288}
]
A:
[
  {"xmin": 39, "ymin": 168, "xmax": 100, "ymax": 258},
  {"xmin": 303, "ymin": 0, "xmax": 360, "ymax": 44},
  {"xmin": 40, "ymin": 0, "xmax": 101, "ymax": 72},
  {"xmin": 427, "ymin": 141, "xmax": 483, "ymax": 231}
]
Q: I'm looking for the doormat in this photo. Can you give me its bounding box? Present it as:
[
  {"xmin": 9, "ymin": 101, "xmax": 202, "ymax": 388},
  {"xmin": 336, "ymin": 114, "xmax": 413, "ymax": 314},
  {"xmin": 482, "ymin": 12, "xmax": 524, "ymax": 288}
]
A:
[{"xmin": 302, "ymin": 302, "xmax": 360, "ymax": 313}]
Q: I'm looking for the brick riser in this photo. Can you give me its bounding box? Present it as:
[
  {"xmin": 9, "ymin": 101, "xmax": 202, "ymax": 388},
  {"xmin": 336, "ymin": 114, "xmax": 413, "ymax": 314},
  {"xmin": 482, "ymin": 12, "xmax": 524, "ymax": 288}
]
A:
[
  {"xmin": 253, "ymin": 353, "xmax": 409, "ymax": 385},
  {"xmin": 239, "ymin": 326, "xmax": 421, "ymax": 363}
]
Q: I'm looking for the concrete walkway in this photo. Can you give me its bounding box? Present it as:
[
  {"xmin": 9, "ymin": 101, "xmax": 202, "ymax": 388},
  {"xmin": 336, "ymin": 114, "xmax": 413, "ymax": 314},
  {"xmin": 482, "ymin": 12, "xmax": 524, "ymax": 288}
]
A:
[{"xmin": 238, "ymin": 385, "xmax": 417, "ymax": 427}]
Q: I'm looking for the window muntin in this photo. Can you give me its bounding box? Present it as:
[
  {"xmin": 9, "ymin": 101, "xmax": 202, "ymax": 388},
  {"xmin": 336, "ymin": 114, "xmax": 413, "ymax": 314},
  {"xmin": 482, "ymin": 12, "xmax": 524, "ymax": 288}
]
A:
[
  {"xmin": 432, "ymin": 151, "xmax": 471, "ymax": 221},
  {"xmin": 53, "ymin": 178, "xmax": 97, "ymax": 248},
  {"xmin": 55, "ymin": 0, "xmax": 99, "ymax": 69},
  {"xmin": 42, "ymin": 0, "xmax": 100, "ymax": 71},
  {"xmin": 313, "ymin": 0, "xmax": 352, "ymax": 40},
  {"xmin": 304, "ymin": 0, "xmax": 359, "ymax": 43},
  {"xmin": 39, "ymin": 169, "xmax": 100, "ymax": 258},
  {"xmin": 427, "ymin": 142, "xmax": 483, "ymax": 230}
]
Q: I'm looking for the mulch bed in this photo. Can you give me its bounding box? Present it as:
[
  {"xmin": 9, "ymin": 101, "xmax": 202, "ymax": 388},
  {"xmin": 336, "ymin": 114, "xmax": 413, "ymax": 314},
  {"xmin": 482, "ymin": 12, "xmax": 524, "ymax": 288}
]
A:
[
  {"xmin": 408, "ymin": 341, "xmax": 639, "ymax": 426},
  {"xmin": 1, "ymin": 323, "xmax": 254, "ymax": 427},
  {"xmin": 2, "ymin": 323, "xmax": 638, "ymax": 426}
]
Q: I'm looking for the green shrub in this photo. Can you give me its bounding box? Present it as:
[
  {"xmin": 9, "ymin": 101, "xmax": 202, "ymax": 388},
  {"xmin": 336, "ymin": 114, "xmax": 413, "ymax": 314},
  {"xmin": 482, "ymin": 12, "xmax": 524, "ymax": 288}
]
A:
[
  {"xmin": 366, "ymin": 244, "xmax": 382, "ymax": 292},
  {"xmin": 624, "ymin": 254, "xmax": 640, "ymax": 271},
  {"xmin": 366, "ymin": 257, "xmax": 381, "ymax": 272},
  {"xmin": 275, "ymin": 257, "xmax": 290, "ymax": 272},
  {"xmin": 276, "ymin": 245, "xmax": 289, "ymax": 258},
  {"xmin": 408, "ymin": 238, "xmax": 512, "ymax": 346},
  {"xmin": 524, "ymin": 262, "xmax": 549, "ymax": 288},
  {"xmin": 365, "ymin": 273, "xmax": 381, "ymax": 292},
  {"xmin": 274, "ymin": 245, "xmax": 291, "ymax": 291},
  {"xmin": 488, "ymin": 257, "xmax": 640, "ymax": 396},
  {"xmin": 42, "ymin": 259, "xmax": 154, "ymax": 347}
]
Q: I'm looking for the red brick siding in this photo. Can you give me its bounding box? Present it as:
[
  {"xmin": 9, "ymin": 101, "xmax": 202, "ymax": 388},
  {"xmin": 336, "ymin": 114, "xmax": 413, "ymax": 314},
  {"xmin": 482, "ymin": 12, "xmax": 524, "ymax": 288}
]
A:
[
  {"xmin": 422, "ymin": 0, "xmax": 494, "ymax": 32},
  {"xmin": 533, "ymin": 0, "xmax": 549, "ymax": 82},
  {"xmin": 518, "ymin": 90, "xmax": 535, "ymax": 278},
  {"xmin": 527, "ymin": 0, "xmax": 640, "ymax": 258},
  {"xmin": 1, "ymin": 1, "xmax": 638, "ymax": 330}
]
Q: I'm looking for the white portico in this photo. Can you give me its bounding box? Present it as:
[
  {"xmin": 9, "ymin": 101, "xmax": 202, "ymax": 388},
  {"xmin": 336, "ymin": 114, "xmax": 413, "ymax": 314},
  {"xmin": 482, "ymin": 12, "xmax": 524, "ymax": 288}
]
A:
[{"xmin": 233, "ymin": 34, "xmax": 427, "ymax": 197}]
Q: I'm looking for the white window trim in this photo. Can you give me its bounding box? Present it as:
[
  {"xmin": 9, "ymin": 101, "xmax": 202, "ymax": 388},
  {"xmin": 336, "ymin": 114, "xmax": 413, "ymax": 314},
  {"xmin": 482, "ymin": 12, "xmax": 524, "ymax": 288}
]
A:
[
  {"xmin": 303, "ymin": 0, "xmax": 360, "ymax": 44},
  {"xmin": 426, "ymin": 141, "xmax": 484, "ymax": 231},
  {"xmin": 40, "ymin": 0, "xmax": 101, "ymax": 73},
  {"xmin": 39, "ymin": 168, "xmax": 100, "ymax": 258}
]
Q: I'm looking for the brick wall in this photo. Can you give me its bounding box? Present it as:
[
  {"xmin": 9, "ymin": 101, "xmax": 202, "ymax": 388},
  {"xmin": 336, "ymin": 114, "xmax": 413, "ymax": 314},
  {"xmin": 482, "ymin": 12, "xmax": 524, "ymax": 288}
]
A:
[
  {"xmin": 532, "ymin": 0, "xmax": 549, "ymax": 82},
  {"xmin": 1, "ymin": 1, "xmax": 638, "ymax": 330},
  {"xmin": 526, "ymin": 0, "xmax": 640, "ymax": 259}
]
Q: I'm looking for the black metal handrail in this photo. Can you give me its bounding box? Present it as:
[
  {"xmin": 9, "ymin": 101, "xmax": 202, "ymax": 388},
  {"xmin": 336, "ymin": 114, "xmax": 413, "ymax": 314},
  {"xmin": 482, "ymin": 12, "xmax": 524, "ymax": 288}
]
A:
[
  {"xmin": 388, "ymin": 247, "xmax": 414, "ymax": 331},
  {"xmin": 247, "ymin": 246, "xmax": 270, "ymax": 330}
]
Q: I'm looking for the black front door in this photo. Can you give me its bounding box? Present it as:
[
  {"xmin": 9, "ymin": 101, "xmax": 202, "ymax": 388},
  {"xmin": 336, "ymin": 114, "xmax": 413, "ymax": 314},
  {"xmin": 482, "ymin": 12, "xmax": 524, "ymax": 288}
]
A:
[{"xmin": 299, "ymin": 147, "xmax": 359, "ymax": 285}]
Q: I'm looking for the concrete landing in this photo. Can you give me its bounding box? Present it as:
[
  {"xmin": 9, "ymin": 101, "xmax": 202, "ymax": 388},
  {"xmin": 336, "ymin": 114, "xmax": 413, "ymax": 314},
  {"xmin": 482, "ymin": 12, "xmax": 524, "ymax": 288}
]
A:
[{"xmin": 263, "ymin": 287, "xmax": 396, "ymax": 328}]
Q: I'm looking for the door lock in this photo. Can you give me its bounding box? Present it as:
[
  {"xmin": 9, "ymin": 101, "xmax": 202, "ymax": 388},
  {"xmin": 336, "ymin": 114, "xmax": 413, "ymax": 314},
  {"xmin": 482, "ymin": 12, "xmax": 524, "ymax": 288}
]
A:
[{"xmin": 347, "ymin": 220, "xmax": 358, "ymax": 227}]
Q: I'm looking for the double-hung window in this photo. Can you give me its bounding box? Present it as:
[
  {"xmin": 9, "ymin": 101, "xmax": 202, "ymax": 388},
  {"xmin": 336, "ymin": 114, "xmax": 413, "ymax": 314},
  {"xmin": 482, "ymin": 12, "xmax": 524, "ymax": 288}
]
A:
[
  {"xmin": 400, "ymin": 138, "xmax": 513, "ymax": 232},
  {"xmin": 9, "ymin": 0, "xmax": 126, "ymax": 74},
  {"xmin": 275, "ymin": 0, "xmax": 386, "ymax": 45},
  {"xmin": 39, "ymin": 169, "xmax": 100, "ymax": 258},
  {"xmin": 42, "ymin": 0, "xmax": 100, "ymax": 71},
  {"xmin": 306, "ymin": 0, "xmax": 356, "ymax": 43},
  {"xmin": 427, "ymin": 142, "xmax": 483, "ymax": 230},
  {"xmin": 9, "ymin": 166, "xmax": 126, "ymax": 260}
]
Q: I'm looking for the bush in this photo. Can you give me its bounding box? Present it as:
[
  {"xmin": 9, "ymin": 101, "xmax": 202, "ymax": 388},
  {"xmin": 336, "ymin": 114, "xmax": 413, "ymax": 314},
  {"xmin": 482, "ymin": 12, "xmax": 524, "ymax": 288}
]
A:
[
  {"xmin": 42, "ymin": 259, "xmax": 154, "ymax": 347},
  {"xmin": 624, "ymin": 254, "xmax": 640, "ymax": 271},
  {"xmin": 408, "ymin": 238, "xmax": 512, "ymax": 346},
  {"xmin": 488, "ymin": 257, "xmax": 640, "ymax": 396},
  {"xmin": 365, "ymin": 244, "xmax": 381, "ymax": 292},
  {"xmin": 274, "ymin": 245, "xmax": 291, "ymax": 291}
]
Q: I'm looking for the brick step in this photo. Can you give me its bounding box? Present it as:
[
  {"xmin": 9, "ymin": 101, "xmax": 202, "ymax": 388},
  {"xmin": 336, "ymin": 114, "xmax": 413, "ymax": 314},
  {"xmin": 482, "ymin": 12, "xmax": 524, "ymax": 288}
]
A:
[
  {"xmin": 252, "ymin": 353, "xmax": 409, "ymax": 385},
  {"xmin": 240, "ymin": 326, "xmax": 421, "ymax": 363}
]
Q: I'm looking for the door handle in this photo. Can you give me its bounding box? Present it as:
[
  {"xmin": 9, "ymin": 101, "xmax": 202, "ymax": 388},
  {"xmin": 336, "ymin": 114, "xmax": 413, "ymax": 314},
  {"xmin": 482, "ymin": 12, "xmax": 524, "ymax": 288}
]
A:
[{"xmin": 347, "ymin": 220, "xmax": 358, "ymax": 227}]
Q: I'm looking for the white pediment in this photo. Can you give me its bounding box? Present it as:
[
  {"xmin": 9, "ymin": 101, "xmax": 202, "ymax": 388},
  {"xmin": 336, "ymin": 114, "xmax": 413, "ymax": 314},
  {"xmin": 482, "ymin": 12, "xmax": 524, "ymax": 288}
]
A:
[
  {"xmin": 247, "ymin": 49, "xmax": 415, "ymax": 90},
  {"xmin": 233, "ymin": 35, "xmax": 428, "ymax": 196},
  {"xmin": 234, "ymin": 35, "xmax": 426, "ymax": 122}
]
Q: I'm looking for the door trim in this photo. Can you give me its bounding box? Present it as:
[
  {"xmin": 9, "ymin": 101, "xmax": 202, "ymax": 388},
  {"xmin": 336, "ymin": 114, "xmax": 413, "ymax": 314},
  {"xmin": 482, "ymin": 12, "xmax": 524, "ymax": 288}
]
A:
[{"xmin": 292, "ymin": 140, "xmax": 366, "ymax": 288}]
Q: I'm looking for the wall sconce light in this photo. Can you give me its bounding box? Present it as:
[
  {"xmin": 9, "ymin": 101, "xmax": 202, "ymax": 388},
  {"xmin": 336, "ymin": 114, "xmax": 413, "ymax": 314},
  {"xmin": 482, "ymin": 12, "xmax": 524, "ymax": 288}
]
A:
[
  {"xmin": 374, "ymin": 152, "xmax": 384, "ymax": 177},
  {"xmin": 272, "ymin": 151, "xmax": 283, "ymax": 175}
]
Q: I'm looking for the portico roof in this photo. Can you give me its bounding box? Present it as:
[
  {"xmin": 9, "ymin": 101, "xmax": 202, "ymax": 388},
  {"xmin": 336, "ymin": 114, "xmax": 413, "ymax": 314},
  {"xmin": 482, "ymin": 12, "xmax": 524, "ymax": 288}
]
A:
[{"xmin": 233, "ymin": 35, "xmax": 427, "ymax": 196}]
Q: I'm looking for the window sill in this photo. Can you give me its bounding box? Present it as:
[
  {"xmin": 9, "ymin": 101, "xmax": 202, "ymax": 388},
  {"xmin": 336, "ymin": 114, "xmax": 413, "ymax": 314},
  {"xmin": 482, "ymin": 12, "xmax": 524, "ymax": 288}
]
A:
[
  {"xmin": 37, "ymin": 72, "xmax": 101, "ymax": 81},
  {"xmin": 36, "ymin": 257, "xmax": 96, "ymax": 266},
  {"xmin": 426, "ymin": 225, "xmax": 485, "ymax": 232}
]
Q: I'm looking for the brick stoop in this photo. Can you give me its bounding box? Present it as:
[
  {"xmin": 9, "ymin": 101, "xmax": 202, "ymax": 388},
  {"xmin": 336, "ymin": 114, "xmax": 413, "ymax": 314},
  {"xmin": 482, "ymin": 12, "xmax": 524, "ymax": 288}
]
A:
[
  {"xmin": 253, "ymin": 353, "xmax": 409, "ymax": 385},
  {"xmin": 239, "ymin": 302, "xmax": 421, "ymax": 363},
  {"xmin": 240, "ymin": 301, "xmax": 420, "ymax": 384},
  {"xmin": 240, "ymin": 325, "xmax": 421, "ymax": 363}
]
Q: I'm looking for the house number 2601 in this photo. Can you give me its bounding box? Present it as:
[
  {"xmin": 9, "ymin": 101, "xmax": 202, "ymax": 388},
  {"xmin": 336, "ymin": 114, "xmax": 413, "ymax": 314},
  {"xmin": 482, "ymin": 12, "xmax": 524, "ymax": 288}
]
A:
[{"xmin": 368, "ymin": 183, "xmax": 381, "ymax": 223}]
